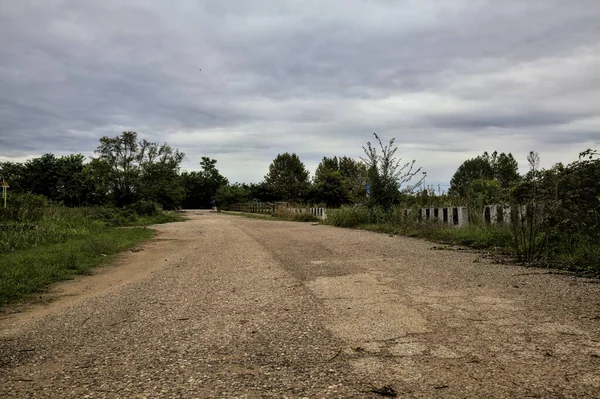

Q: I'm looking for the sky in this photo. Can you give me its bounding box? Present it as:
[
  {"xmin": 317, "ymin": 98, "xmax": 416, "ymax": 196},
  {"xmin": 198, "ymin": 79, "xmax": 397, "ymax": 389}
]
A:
[{"xmin": 0, "ymin": 0, "xmax": 598, "ymax": 190}]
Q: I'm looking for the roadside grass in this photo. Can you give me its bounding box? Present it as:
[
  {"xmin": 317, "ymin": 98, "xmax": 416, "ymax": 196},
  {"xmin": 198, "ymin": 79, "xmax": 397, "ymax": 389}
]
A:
[
  {"xmin": 222, "ymin": 210, "xmax": 320, "ymax": 223},
  {"xmin": 0, "ymin": 200, "xmax": 182, "ymax": 309},
  {"xmin": 0, "ymin": 227, "xmax": 153, "ymax": 306},
  {"xmin": 326, "ymin": 205, "xmax": 599, "ymax": 274},
  {"xmin": 221, "ymin": 211, "xmax": 275, "ymax": 220}
]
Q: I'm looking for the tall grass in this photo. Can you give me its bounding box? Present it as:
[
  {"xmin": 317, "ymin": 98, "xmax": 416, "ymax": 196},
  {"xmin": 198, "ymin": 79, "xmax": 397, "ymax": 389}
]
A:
[
  {"xmin": 325, "ymin": 204, "xmax": 599, "ymax": 273},
  {"xmin": 0, "ymin": 228, "xmax": 153, "ymax": 306},
  {"xmin": 0, "ymin": 194, "xmax": 181, "ymax": 307}
]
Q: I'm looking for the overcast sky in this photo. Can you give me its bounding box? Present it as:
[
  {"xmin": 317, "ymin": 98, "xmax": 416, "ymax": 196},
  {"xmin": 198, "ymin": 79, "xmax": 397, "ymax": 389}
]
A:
[{"xmin": 1, "ymin": 0, "xmax": 598, "ymax": 189}]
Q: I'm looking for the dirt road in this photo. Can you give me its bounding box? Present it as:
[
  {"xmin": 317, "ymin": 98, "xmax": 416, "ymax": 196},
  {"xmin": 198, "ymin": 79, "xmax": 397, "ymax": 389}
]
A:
[{"xmin": 1, "ymin": 211, "xmax": 599, "ymax": 398}]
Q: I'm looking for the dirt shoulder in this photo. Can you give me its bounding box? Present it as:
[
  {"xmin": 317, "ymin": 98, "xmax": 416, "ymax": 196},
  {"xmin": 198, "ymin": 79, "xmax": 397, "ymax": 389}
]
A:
[{"xmin": 1, "ymin": 211, "xmax": 599, "ymax": 398}]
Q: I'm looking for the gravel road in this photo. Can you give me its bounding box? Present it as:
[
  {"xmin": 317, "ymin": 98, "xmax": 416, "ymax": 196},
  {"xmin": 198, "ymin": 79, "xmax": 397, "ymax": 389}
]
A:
[{"xmin": 1, "ymin": 211, "xmax": 599, "ymax": 398}]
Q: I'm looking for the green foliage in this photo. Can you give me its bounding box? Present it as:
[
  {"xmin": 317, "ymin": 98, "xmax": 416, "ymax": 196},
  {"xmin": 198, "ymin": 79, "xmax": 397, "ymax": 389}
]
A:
[
  {"xmin": 508, "ymin": 149, "xmax": 600, "ymax": 270},
  {"xmin": 361, "ymin": 133, "xmax": 422, "ymax": 208},
  {"xmin": 1, "ymin": 154, "xmax": 95, "ymax": 206},
  {"xmin": 0, "ymin": 192, "xmax": 49, "ymax": 223},
  {"xmin": 264, "ymin": 152, "xmax": 310, "ymax": 201},
  {"xmin": 0, "ymin": 200, "xmax": 182, "ymax": 306},
  {"xmin": 313, "ymin": 156, "xmax": 367, "ymax": 206},
  {"xmin": 449, "ymin": 151, "xmax": 519, "ymax": 198},
  {"xmin": 327, "ymin": 205, "xmax": 384, "ymax": 227},
  {"xmin": 0, "ymin": 226, "xmax": 153, "ymax": 306},
  {"xmin": 215, "ymin": 184, "xmax": 250, "ymax": 207},
  {"xmin": 274, "ymin": 208, "xmax": 320, "ymax": 222},
  {"xmin": 181, "ymin": 157, "xmax": 228, "ymax": 208},
  {"xmin": 93, "ymin": 131, "xmax": 185, "ymax": 208},
  {"xmin": 428, "ymin": 225, "xmax": 514, "ymax": 249}
]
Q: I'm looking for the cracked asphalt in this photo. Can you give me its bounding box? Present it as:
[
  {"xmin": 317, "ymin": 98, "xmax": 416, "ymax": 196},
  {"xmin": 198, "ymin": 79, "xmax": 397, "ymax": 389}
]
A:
[{"xmin": 1, "ymin": 210, "xmax": 599, "ymax": 398}]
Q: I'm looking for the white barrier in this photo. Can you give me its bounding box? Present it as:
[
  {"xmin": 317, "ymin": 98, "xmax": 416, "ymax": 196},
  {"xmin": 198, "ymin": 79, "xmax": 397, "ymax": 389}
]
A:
[{"xmin": 287, "ymin": 207, "xmax": 328, "ymax": 220}]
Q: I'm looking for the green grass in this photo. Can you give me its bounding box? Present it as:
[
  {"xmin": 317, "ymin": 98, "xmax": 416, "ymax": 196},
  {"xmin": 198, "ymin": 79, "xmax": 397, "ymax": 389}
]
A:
[
  {"xmin": 119, "ymin": 211, "xmax": 182, "ymax": 226},
  {"xmin": 327, "ymin": 205, "xmax": 599, "ymax": 273},
  {"xmin": 221, "ymin": 211, "xmax": 276, "ymax": 220},
  {"xmin": 222, "ymin": 210, "xmax": 320, "ymax": 223},
  {"xmin": 0, "ymin": 205, "xmax": 182, "ymax": 308},
  {"xmin": 0, "ymin": 227, "xmax": 153, "ymax": 306}
]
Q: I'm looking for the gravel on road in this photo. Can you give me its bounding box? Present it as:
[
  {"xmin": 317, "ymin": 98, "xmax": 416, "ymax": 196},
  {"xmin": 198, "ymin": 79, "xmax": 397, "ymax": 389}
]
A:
[{"xmin": 1, "ymin": 211, "xmax": 599, "ymax": 398}]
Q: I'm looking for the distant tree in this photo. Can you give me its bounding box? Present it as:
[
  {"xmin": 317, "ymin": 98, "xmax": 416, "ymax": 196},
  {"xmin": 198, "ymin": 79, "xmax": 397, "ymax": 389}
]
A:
[
  {"xmin": 448, "ymin": 153, "xmax": 494, "ymax": 198},
  {"xmin": 181, "ymin": 157, "xmax": 228, "ymax": 208},
  {"xmin": 54, "ymin": 154, "xmax": 94, "ymax": 206},
  {"xmin": 0, "ymin": 161, "xmax": 25, "ymax": 193},
  {"xmin": 93, "ymin": 131, "xmax": 185, "ymax": 208},
  {"xmin": 214, "ymin": 183, "xmax": 250, "ymax": 207},
  {"xmin": 313, "ymin": 156, "xmax": 367, "ymax": 206},
  {"xmin": 361, "ymin": 133, "xmax": 422, "ymax": 208},
  {"xmin": 244, "ymin": 182, "xmax": 274, "ymax": 202},
  {"xmin": 264, "ymin": 153, "xmax": 310, "ymax": 202},
  {"xmin": 137, "ymin": 142, "xmax": 186, "ymax": 210},
  {"xmin": 492, "ymin": 152, "xmax": 520, "ymax": 188},
  {"xmin": 449, "ymin": 151, "xmax": 519, "ymax": 198},
  {"xmin": 9, "ymin": 154, "xmax": 93, "ymax": 206},
  {"xmin": 20, "ymin": 154, "xmax": 61, "ymax": 200},
  {"xmin": 467, "ymin": 178, "xmax": 503, "ymax": 210}
]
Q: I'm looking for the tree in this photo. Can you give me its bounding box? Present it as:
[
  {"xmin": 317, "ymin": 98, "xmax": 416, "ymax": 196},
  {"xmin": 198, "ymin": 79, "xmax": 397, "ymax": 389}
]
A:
[
  {"xmin": 93, "ymin": 131, "xmax": 185, "ymax": 208},
  {"xmin": 54, "ymin": 154, "xmax": 94, "ymax": 206},
  {"xmin": 449, "ymin": 151, "xmax": 519, "ymax": 198},
  {"xmin": 21, "ymin": 154, "xmax": 61, "ymax": 200},
  {"xmin": 313, "ymin": 156, "xmax": 367, "ymax": 206},
  {"xmin": 448, "ymin": 153, "xmax": 494, "ymax": 198},
  {"xmin": 214, "ymin": 183, "xmax": 250, "ymax": 207},
  {"xmin": 0, "ymin": 161, "xmax": 25, "ymax": 193},
  {"xmin": 264, "ymin": 153, "xmax": 310, "ymax": 202},
  {"xmin": 492, "ymin": 152, "xmax": 520, "ymax": 188},
  {"xmin": 181, "ymin": 157, "xmax": 228, "ymax": 208},
  {"xmin": 361, "ymin": 133, "xmax": 422, "ymax": 208}
]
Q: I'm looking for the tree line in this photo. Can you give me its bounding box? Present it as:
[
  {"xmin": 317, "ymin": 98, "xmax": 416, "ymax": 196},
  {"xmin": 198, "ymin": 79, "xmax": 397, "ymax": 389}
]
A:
[{"xmin": 2, "ymin": 132, "xmax": 598, "ymax": 215}]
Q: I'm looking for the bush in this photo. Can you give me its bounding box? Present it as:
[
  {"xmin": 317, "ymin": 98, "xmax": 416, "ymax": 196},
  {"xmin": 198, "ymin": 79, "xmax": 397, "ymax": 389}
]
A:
[
  {"xmin": 274, "ymin": 208, "xmax": 320, "ymax": 222},
  {"xmin": 129, "ymin": 200, "xmax": 161, "ymax": 216},
  {"xmin": 0, "ymin": 192, "xmax": 49, "ymax": 223},
  {"xmin": 326, "ymin": 206, "xmax": 375, "ymax": 227}
]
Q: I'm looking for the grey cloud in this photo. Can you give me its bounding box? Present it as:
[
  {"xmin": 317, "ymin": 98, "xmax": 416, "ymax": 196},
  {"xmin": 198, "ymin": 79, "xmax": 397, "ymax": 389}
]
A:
[{"xmin": 1, "ymin": 0, "xmax": 599, "ymax": 184}]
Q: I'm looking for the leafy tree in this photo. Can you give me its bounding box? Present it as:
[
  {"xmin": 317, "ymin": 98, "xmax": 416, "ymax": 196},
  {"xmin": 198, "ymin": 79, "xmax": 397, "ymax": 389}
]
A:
[
  {"xmin": 244, "ymin": 182, "xmax": 274, "ymax": 202},
  {"xmin": 5, "ymin": 154, "xmax": 93, "ymax": 206},
  {"xmin": 448, "ymin": 153, "xmax": 494, "ymax": 198},
  {"xmin": 264, "ymin": 153, "xmax": 310, "ymax": 202},
  {"xmin": 0, "ymin": 161, "xmax": 25, "ymax": 193},
  {"xmin": 313, "ymin": 169, "xmax": 350, "ymax": 207},
  {"xmin": 54, "ymin": 154, "xmax": 94, "ymax": 206},
  {"xmin": 214, "ymin": 183, "xmax": 250, "ymax": 207},
  {"xmin": 137, "ymin": 141, "xmax": 185, "ymax": 209},
  {"xmin": 467, "ymin": 178, "xmax": 503, "ymax": 213},
  {"xmin": 361, "ymin": 133, "xmax": 422, "ymax": 208},
  {"xmin": 492, "ymin": 152, "xmax": 520, "ymax": 188},
  {"xmin": 181, "ymin": 157, "xmax": 228, "ymax": 208},
  {"xmin": 21, "ymin": 154, "xmax": 61, "ymax": 200},
  {"xmin": 449, "ymin": 151, "xmax": 519, "ymax": 198},
  {"xmin": 93, "ymin": 131, "xmax": 185, "ymax": 208},
  {"xmin": 314, "ymin": 156, "xmax": 367, "ymax": 206}
]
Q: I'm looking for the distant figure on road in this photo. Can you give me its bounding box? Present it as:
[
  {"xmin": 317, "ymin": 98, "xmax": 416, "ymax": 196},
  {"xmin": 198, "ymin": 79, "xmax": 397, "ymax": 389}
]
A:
[{"xmin": 210, "ymin": 198, "xmax": 217, "ymax": 212}]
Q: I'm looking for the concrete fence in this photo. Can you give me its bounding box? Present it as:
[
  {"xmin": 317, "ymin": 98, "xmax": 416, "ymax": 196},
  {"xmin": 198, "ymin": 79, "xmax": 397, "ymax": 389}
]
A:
[
  {"xmin": 227, "ymin": 202, "xmax": 527, "ymax": 227},
  {"xmin": 284, "ymin": 207, "xmax": 328, "ymax": 220},
  {"xmin": 483, "ymin": 204, "xmax": 529, "ymax": 225},
  {"xmin": 418, "ymin": 206, "xmax": 470, "ymax": 227},
  {"xmin": 226, "ymin": 202, "xmax": 328, "ymax": 220}
]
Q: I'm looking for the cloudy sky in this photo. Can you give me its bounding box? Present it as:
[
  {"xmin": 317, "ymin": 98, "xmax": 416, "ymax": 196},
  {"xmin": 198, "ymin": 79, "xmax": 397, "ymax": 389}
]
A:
[{"xmin": 1, "ymin": 0, "xmax": 598, "ymax": 189}]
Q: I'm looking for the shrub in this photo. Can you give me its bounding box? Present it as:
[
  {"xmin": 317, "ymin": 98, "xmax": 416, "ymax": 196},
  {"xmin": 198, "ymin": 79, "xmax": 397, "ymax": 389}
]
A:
[
  {"xmin": 327, "ymin": 206, "xmax": 375, "ymax": 227},
  {"xmin": 0, "ymin": 192, "xmax": 49, "ymax": 223}
]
